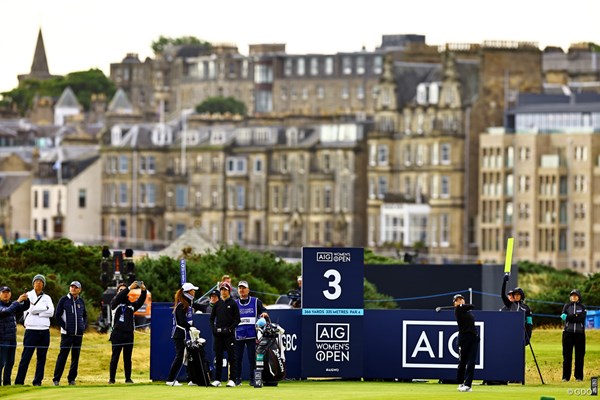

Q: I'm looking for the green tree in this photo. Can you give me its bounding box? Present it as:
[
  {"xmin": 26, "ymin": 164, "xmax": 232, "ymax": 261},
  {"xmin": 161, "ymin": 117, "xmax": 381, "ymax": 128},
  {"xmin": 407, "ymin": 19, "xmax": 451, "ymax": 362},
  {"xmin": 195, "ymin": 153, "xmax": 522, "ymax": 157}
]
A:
[
  {"xmin": 151, "ymin": 35, "xmax": 211, "ymax": 54},
  {"xmin": 195, "ymin": 96, "xmax": 247, "ymax": 116},
  {"xmin": 1, "ymin": 68, "xmax": 115, "ymax": 115}
]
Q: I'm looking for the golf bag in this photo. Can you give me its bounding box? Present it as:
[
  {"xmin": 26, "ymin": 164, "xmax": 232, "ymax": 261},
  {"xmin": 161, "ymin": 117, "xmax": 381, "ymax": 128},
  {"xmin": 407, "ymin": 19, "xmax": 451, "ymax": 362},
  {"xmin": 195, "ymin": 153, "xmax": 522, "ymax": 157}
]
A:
[
  {"xmin": 254, "ymin": 319, "xmax": 286, "ymax": 387},
  {"xmin": 185, "ymin": 329, "xmax": 211, "ymax": 386}
]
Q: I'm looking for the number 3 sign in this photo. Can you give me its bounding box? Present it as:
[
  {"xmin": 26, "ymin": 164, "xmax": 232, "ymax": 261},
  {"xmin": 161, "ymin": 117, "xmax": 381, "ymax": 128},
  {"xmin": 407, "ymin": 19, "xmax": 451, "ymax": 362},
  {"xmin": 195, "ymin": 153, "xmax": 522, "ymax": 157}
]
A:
[{"xmin": 302, "ymin": 247, "xmax": 364, "ymax": 311}]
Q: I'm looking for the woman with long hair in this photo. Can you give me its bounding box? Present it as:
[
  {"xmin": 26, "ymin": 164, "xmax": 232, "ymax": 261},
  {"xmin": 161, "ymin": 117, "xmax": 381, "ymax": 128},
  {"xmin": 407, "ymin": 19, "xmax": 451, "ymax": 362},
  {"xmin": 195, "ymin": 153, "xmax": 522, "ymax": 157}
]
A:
[{"xmin": 166, "ymin": 282, "xmax": 200, "ymax": 386}]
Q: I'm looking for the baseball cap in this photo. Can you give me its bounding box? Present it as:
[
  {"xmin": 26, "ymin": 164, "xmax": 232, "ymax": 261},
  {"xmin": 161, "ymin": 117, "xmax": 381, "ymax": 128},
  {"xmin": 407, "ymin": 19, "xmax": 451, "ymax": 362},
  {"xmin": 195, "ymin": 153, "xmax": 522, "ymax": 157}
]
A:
[
  {"xmin": 70, "ymin": 281, "xmax": 82, "ymax": 289},
  {"xmin": 209, "ymin": 289, "xmax": 220, "ymax": 297},
  {"xmin": 220, "ymin": 282, "xmax": 232, "ymax": 292},
  {"xmin": 238, "ymin": 280, "xmax": 249, "ymax": 288},
  {"xmin": 453, "ymin": 294, "xmax": 464, "ymax": 302},
  {"xmin": 182, "ymin": 282, "xmax": 199, "ymax": 292},
  {"xmin": 0, "ymin": 286, "xmax": 11, "ymax": 292}
]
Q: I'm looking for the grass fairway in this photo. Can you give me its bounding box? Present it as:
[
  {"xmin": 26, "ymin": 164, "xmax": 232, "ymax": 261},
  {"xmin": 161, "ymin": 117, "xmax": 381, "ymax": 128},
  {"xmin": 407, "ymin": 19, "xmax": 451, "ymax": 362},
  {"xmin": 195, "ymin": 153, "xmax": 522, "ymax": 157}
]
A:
[{"xmin": 1, "ymin": 327, "xmax": 597, "ymax": 399}]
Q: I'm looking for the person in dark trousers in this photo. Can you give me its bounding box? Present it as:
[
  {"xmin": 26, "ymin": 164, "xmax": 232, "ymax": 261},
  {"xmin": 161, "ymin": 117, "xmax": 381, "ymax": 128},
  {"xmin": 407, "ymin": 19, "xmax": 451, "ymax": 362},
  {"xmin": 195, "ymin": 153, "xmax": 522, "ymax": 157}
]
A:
[
  {"xmin": 210, "ymin": 282, "xmax": 240, "ymax": 387},
  {"xmin": 234, "ymin": 280, "xmax": 268, "ymax": 386},
  {"xmin": 52, "ymin": 281, "xmax": 87, "ymax": 386},
  {"xmin": 561, "ymin": 289, "xmax": 586, "ymax": 382},
  {"xmin": 166, "ymin": 282, "xmax": 202, "ymax": 386},
  {"xmin": 15, "ymin": 274, "xmax": 54, "ymax": 386},
  {"xmin": 502, "ymin": 275, "xmax": 533, "ymax": 344},
  {"xmin": 453, "ymin": 294, "xmax": 479, "ymax": 392},
  {"xmin": 0, "ymin": 286, "xmax": 29, "ymax": 385},
  {"xmin": 109, "ymin": 281, "xmax": 146, "ymax": 384}
]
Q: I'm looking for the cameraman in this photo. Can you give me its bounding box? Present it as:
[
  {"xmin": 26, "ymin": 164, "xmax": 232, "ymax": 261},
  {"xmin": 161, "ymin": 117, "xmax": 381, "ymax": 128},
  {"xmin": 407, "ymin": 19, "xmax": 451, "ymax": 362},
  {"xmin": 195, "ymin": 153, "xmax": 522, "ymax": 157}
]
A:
[
  {"xmin": 210, "ymin": 282, "xmax": 240, "ymax": 387},
  {"xmin": 108, "ymin": 281, "xmax": 146, "ymax": 384}
]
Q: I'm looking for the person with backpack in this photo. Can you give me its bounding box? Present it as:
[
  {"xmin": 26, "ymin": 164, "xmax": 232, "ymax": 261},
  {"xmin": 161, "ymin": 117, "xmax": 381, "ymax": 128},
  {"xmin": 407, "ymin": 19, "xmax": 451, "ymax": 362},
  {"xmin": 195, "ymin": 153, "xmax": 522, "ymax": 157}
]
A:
[
  {"xmin": 108, "ymin": 281, "xmax": 146, "ymax": 384},
  {"xmin": 52, "ymin": 281, "xmax": 87, "ymax": 386},
  {"xmin": 561, "ymin": 289, "xmax": 586, "ymax": 382},
  {"xmin": 15, "ymin": 274, "xmax": 54, "ymax": 386},
  {"xmin": 0, "ymin": 286, "xmax": 29, "ymax": 385}
]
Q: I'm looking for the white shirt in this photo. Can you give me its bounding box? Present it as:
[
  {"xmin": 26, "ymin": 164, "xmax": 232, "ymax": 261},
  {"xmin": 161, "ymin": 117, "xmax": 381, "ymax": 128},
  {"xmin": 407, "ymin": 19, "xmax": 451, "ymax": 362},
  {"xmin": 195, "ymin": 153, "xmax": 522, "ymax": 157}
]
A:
[{"xmin": 24, "ymin": 289, "xmax": 54, "ymax": 330}]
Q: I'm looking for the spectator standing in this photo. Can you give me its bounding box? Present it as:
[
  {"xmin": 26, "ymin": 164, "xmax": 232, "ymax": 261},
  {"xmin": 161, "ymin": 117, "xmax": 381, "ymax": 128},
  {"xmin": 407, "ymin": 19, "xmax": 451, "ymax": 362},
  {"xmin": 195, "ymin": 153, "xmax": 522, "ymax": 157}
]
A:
[
  {"xmin": 0, "ymin": 286, "xmax": 29, "ymax": 385},
  {"xmin": 210, "ymin": 282, "xmax": 240, "ymax": 387},
  {"xmin": 52, "ymin": 281, "xmax": 87, "ymax": 386},
  {"xmin": 453, "ymin": 294, "xmax": 479, "ymax": 393},
  {"xmin": 234, "ymin": 281, "xmax": 268, "ymax": 386},
  {"xmin": 15, "ymin": 274, "xmax": 54, "ymax": 386},
  {"xmin": 561, "ymin": 289, "xmax": 586, "ymax": 382},
  {"xmin": 221, "ymin": 275, "xmax": 239, "ymax": 300},
  {"xmin": 109, "ymin": 281, "xmax": 147, "ymax": 384}
]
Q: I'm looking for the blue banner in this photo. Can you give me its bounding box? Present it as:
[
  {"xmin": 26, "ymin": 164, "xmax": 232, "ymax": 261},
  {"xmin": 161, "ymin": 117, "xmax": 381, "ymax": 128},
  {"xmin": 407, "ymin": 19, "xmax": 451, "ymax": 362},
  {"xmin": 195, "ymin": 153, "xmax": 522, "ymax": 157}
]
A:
[
  {"xmin": 179, "ymin": 259, "xmax": 186, "ymax": 286},
  {"xmin": 150, "ymin": 306, "xmax": 525, "ymax": 382}
]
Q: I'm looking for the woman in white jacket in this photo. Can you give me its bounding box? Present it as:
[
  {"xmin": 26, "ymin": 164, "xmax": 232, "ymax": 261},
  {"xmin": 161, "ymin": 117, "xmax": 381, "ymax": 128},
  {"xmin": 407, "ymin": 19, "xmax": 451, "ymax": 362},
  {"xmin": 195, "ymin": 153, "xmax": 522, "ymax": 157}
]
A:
[{"xmin": 15, "ymin": 274, "xmax": 54, "ymax": 386}]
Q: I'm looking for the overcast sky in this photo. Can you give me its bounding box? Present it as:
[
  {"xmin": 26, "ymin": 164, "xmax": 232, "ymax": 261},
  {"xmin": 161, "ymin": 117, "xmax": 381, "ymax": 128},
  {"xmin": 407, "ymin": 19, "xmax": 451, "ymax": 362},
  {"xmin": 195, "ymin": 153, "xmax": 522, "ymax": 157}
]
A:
[{"xmin": 1, "ymin": 0, "xmax": 599, "ymax": 93}]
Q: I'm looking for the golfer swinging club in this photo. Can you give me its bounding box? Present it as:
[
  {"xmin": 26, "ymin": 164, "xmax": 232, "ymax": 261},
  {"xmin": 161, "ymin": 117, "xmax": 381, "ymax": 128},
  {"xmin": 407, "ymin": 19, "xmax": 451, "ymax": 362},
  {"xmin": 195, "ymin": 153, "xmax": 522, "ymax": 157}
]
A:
[{"xmin": 453, "ymin": 293, "xmax": 479, "ymax": 393}]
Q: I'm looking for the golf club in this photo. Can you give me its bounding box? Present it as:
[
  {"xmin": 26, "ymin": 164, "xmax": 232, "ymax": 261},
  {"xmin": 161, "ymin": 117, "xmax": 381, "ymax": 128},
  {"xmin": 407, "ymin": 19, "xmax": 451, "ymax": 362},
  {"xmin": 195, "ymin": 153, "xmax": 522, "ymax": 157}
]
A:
[{"xmin": 435, "ymin": 306, "xmax": 454, "ymax": 312}]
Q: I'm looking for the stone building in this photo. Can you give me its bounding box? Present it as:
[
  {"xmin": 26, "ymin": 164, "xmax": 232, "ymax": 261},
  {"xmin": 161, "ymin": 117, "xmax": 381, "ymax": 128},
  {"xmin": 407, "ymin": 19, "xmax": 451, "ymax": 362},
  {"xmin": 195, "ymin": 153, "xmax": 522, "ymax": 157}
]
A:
[{"xmin": 479, "ymin": 92, "xmax": 600, "ymax": 273}]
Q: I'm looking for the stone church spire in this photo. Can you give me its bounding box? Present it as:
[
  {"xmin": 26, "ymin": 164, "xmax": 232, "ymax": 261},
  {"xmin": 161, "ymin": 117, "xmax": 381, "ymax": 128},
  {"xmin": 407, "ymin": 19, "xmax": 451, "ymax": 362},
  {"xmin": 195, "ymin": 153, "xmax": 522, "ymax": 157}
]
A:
[
  {"xmin": 18, "ymin": 27, "xmax": 58, "ymax": 85},
  {"xmin": 30, "ymin": 28, "xmax": 50, "ymax": 76}
]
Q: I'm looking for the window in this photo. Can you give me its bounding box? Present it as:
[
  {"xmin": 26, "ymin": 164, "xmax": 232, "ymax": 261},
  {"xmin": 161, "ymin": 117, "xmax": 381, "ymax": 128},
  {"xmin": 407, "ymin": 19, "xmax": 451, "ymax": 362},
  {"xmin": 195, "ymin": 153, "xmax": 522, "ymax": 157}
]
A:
[
  {"xmin": 441, "ymin": 176, "xmax": 450, "ymax": 198},
  {"xmin": 255, "ymin": 90, "xmax": 272, "ymax": 113},
  {"xmin": 176, "ymin": 185, "xmax": 188, "ymax": 209},
  {"xmin": 254, "ymin": 158, "xmax": 263, "ymax": 173},
  {"xmin": 440, "ymin": 214, "xmax": 450, "ymax": 246},
  {"xmin": 440, "ymin": 143, "xmax": 451, "ymax": 165},
  {"xmin": 176, "ymin": 224, "xmax": 186, "ymax": 239},
  {"xmin": 226, "ymin": 157, "xmax": 247, "ymax": 174},
  {"xmin": 341, "ymin": 85, "xmax": 349, "ymax": 99},
  {"xmin": 342, "ymin": 56, "xmax": 352, "ymax": 75},
  {"xmin": 119, "ymin": 219, "xmax": 127, "ymax": 238},
  {"xmin": 119, "ymin": 183, "xmax": 128, "ymax": 205},
  {"xmin": 356, "ymin": 56, "xmax": 365, "ymax": 74},
  {"xmin": 78, "ymin": 189, "xmax": 86, "ymax": 208},
  {"xmin": 373, "ymin": 56, "xmax": 383, "ymax": 74},
  {"xmin": 119, "ymin": 155, "xmax": 128, "ymax": 173},
  {"xmin": 378, "ymin": 176, "xmax": 388, "ymax": 198},
  {"xmin": 34, "ymin": 190, "xmax": 38, "ymax": 208},
  {"xmin": 317, "ymin": 85, "xmax": 324, "ymax": 99},
  {"xmin": 236, "ymin": 185, "xmax": 245, "ymax": 209},
  {"xmin": 324, "ymin": 186, "xmax": 332, "ymax": 210},
  {"xmin": 357, "ymin": 85, "xmax": 364, "ymax": 100},
  {"xmin": 284, "ymin": 59, "xmax": 292, "ymax": 76},
  {"xmin": 310, "ymin": 58, "xmax": 319, "ymax": 75},
  {"xmin": 296, "ymin": 58, "xmax": 305, "ymax": 76},
  {"xmin": 43, "ymin": 190, "xmax": 50, "ymax": 208},
  {"xmin": 254, "ymin": 64, "xmax": 273, "ymax": 83},
  {"xmin": 378, "ymin": 145, "xmax": 389, "ymax": 165},
  {"xmin": 325, "ymin": 57, "xmax": 334, "ymax": 75}
]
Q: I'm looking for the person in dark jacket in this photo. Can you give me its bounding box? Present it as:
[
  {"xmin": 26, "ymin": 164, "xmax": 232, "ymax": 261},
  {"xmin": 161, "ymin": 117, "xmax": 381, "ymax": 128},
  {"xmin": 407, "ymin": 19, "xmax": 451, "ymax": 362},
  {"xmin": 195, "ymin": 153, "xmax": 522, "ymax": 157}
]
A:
[
  {"xmin": 501, "ymin": 275, "xmax": 533, "ymax": 344},
  {"xmin": 561, "ymin": 289, "xmax": 586, "ymax": 382},
  {"xmin": 234, "ymin": 280, "xmax": 268, "ymax": 386},
  {"xmin": 0, "ymin": 286, "xmax": 29, "ymax": 386},
  {"xmin": 52, "ymin": 281, "xmax": 87, "ymax": 386},
  {"xmin": 210, "ymin": 282, "xmax": 240, "ymax": 387},
  {"xmin": 166, "ymin": 282, "xmax": 202, "ymax": 386},
  {"xmin": 453, "ymin": 294, "xmax": 479, "ymax": 393},
  {"xmin": 109, "ymin": 281, "xmax": 146, "ymax": 384}
]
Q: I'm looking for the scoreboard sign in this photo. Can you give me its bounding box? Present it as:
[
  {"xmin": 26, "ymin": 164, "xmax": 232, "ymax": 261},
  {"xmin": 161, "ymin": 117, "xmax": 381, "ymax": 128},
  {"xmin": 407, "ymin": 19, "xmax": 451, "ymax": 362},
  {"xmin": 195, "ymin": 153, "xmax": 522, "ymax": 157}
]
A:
[{"xmin": 301, "ymin": 247, "xmax": 364, "ymax": 377}]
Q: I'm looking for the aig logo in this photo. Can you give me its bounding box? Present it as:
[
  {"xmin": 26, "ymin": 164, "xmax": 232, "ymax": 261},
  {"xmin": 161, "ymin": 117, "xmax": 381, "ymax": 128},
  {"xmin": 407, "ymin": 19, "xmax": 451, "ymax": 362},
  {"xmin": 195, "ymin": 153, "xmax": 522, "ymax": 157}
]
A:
[
  {"xmin": 402, "ymin": 321, "xmax": 484, "ymax": 369},
  {"xmin": 316, "ymin": 323, "xmax": 350, "ymax": 343},
  {"xmin": 317, "ymin": 252, "xmax": 351, "ymax": 262}
]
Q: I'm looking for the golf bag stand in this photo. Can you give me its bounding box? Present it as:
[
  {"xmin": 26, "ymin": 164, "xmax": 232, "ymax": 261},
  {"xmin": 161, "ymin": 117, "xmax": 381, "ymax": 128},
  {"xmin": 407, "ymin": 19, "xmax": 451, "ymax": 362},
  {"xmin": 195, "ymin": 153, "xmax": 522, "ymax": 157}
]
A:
[{"xmin": 254, "ymin": 320, "xmax": 286, "ymax": 388}]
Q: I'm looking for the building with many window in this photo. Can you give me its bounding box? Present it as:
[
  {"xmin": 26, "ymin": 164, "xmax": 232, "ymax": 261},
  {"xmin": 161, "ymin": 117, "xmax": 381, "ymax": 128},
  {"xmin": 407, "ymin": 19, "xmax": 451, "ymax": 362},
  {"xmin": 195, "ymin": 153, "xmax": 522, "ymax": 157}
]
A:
[{"xmin": 479, "ymin": 91, "xmax": 600, "ymax": 272}]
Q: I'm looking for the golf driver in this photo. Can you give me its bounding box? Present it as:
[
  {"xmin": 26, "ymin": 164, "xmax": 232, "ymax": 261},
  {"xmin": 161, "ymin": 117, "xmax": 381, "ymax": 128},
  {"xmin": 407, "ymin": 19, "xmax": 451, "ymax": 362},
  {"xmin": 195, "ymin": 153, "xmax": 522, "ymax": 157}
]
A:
[{"xmin": 435, "ymin": 306, "xmax": 454, "ymax": 312}]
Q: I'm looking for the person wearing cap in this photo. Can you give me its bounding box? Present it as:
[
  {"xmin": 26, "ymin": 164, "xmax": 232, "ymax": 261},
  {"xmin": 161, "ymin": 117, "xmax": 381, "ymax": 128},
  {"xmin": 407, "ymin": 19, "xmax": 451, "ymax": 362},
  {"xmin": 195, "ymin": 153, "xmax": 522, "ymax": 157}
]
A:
[
  {"xmin": 15, "ymin": 274, "xmax": 54, "ymax": 386},
  {"xmin": 234, "ymin": 280, "xmax": 268, "ymax": 386},
  {"xmin": 166, "ymin": 282, "xmax": 202, "ymax": 386},
  {"xmin": 221, "ymin": 275, "xmax": 239, "ymax": 300},
  {"xmin": 501, "ymin": 275, "xmax": 533, "ymax": 344},
  {"xmin": 109, "ymin": 281, "xmax": 147, "ymax": 384},
  {"xmin": 453, "ymin": 294, "xmax": 479, "ymax": 393},
  {"xmin": 209, "ymin": 281, "xmax": 240, "ymax": 387},
  {"xmin": 52, "ymin": 281, "xmax": 87, "ymax": 386},
  {"xmin": 500, "ymin": 289, "xmax": 514, "ymax": 312},
  {"xmin": 561, "ymin": 289, "xmax": 586, "ymax": 382},
  {"xmin": 0, "ymin": 286, "xmax": 29, "ymax": 385}
]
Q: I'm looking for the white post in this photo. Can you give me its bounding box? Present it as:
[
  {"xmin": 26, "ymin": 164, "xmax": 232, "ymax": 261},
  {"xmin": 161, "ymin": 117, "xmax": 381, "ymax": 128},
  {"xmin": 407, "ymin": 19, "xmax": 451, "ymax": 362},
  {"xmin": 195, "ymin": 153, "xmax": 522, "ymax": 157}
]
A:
[{"xmin": 469, "ymin": 287, "xmax": 473, "ymax": 304}]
